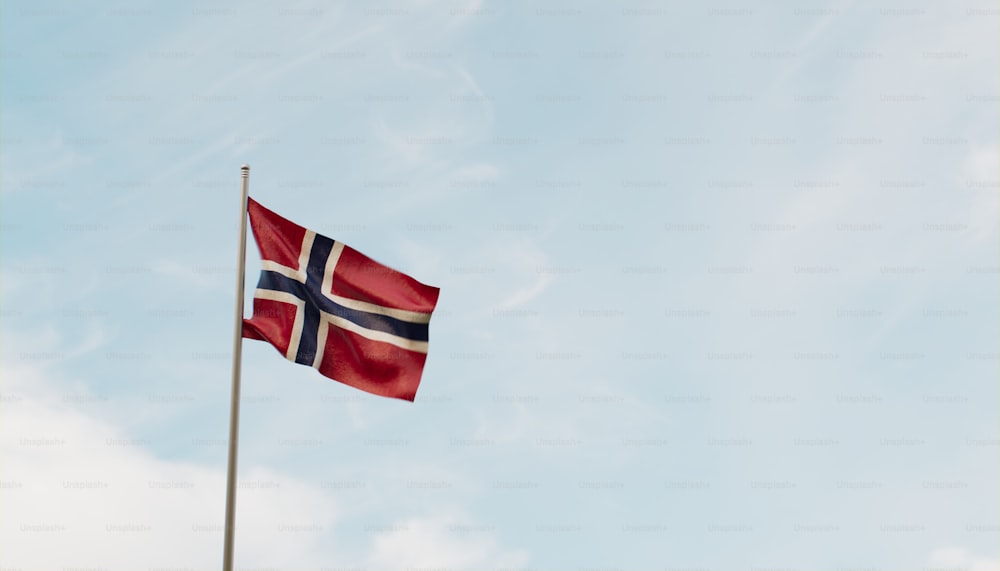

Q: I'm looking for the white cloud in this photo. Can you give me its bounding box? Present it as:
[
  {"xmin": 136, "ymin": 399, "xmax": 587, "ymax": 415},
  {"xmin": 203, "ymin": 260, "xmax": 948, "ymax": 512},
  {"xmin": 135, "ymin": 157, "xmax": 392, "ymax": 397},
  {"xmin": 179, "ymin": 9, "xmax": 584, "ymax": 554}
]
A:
[
  {"xmin": 0, "ymin": 363, "xmax": 339, "ymax": 569},
  {"xmin": 0, "ymin": 361, "xmax": 529, "ymax": 569},
  {"xmin": 449, "ymin": 162, "xmax": 499, "ymax": 183},
  {"xmin": 962, "ymin": 145, "xmax": 1000, "ymax": 242},
  {"xmin": 487, "ymin": 238, "xmax": 553, "ymax": 310},
  {"xmin": 0, "ymin": 129, "xmax": 93, "ymax": 195},
  {"xmin": 454, "ymin": 63, "xmax": 495, "ymax": 128},
  {"xmin": 152, "ymin": 258, "xmax": 227, "ymax": 291},
  {"xmin": 930, "ymin": 546, "xmax": 1000, "ymax": 571},
  {"xmin": 495, "ymin": 272, "xmax": 553, "ymax": 312},
  {"xmin": 368, "ymin": 512, "xmax": 529, "ymax": 571}
]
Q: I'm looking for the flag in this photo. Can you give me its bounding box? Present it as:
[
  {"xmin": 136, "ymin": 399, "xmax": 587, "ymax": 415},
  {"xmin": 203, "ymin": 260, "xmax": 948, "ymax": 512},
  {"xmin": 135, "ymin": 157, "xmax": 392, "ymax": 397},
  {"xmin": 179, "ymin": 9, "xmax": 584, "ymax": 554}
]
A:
[{"xmin": 241, "ymin": 198, "xmax": 440, "ymax": 401}]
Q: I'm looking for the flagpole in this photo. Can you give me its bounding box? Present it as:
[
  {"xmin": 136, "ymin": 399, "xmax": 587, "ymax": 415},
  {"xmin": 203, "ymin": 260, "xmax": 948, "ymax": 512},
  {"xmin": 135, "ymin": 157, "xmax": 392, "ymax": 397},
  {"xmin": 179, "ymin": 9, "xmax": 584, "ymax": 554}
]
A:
[{"xmin": 223, "ymin": 164, "xmax": 250, "ymax": 571}]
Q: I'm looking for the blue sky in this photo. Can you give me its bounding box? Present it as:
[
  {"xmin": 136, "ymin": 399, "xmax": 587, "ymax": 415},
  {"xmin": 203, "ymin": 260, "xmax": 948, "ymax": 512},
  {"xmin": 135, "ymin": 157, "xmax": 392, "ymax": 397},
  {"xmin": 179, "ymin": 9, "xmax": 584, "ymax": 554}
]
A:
[{"xmin": 1, "ymin": 1, "xmax": 997, "ymax": 569}]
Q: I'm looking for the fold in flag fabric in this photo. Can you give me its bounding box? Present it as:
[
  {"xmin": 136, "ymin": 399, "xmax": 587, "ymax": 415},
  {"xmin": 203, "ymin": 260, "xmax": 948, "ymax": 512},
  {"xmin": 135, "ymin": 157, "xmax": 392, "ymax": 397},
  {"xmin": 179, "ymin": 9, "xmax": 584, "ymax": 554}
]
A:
[{"xmin": 241, "ymin": 198, "xmax": 440, "ymax": 401}]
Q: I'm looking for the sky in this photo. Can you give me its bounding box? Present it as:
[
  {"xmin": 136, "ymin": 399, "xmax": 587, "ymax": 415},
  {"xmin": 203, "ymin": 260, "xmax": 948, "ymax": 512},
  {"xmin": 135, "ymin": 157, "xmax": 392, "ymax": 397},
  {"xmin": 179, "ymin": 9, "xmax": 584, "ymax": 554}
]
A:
[{"xmin": 0, "ymin": 1, "xmax": 998, "ymax": 570}]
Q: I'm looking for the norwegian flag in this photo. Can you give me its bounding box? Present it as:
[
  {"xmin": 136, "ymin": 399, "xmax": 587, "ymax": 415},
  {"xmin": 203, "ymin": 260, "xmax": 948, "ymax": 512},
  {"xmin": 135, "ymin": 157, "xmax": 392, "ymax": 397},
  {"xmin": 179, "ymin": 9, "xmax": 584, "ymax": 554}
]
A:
[{"xmin": 241, "ymin": 198, "xmax": 440, "ymax": 401}]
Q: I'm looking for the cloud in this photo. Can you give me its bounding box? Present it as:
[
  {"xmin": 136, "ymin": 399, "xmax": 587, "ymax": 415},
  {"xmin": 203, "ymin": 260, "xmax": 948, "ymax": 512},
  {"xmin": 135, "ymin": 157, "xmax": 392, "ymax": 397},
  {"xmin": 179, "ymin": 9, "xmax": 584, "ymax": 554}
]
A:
[
  {"xmin": 0, "ymin": 129, "xmax": 93, "ymax": 195},
  {"xmin": 449, "ymin": 162, "xmax": 500, "ymax": 183},
  {"xmin": 962, "ymin": 145, "xmax": 1000, "ymax": 242},
  {"xmin": 368, "ymin": 512, "xmax": 529, "ymax": 571},
  {"xmin": 0, "ymin": 362, "xmax": 339, "ymax": 569},
  {"xmin": 930, "ymin": 546, "xmax": 1000, "ymax": 571},
  {"xmin": 488, "ymin": 238, "xmax": 553, "ymax": 311},
  {"xmin": 495, "ymin": 271, "xmax": 553, "ymax": 312},
  {"xmin": 151, "ymin": 258, "xmax": 228, "ymax": 291},
  {"xmin": 0, "ymin": 360, "xmax": 529, "ymax": 569}
]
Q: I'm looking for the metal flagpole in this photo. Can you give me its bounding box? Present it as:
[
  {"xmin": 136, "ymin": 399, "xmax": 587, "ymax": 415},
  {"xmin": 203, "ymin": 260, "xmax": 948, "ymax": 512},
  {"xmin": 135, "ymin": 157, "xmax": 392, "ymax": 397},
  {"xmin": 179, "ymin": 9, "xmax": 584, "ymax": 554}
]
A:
[{"xmin": 223, "ymin": 164, "xmax": 250, "ymax": 571}]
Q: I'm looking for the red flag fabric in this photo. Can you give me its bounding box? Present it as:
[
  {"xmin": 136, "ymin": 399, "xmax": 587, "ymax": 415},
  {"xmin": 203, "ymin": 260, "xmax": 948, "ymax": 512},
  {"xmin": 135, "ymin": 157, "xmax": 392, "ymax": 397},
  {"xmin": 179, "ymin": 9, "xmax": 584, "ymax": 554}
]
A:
[{"xmin": 241, "ymin": 198, "xmax": 439, "ymax": 401}]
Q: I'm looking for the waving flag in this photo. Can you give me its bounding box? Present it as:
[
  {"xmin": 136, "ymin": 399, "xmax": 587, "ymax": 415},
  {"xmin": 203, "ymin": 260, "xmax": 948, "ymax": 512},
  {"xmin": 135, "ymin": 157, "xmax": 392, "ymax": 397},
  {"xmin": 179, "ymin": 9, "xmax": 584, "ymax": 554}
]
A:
[{"xmin": 241, "ymin": 198, "xmax": 439, "ymax": 401}]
